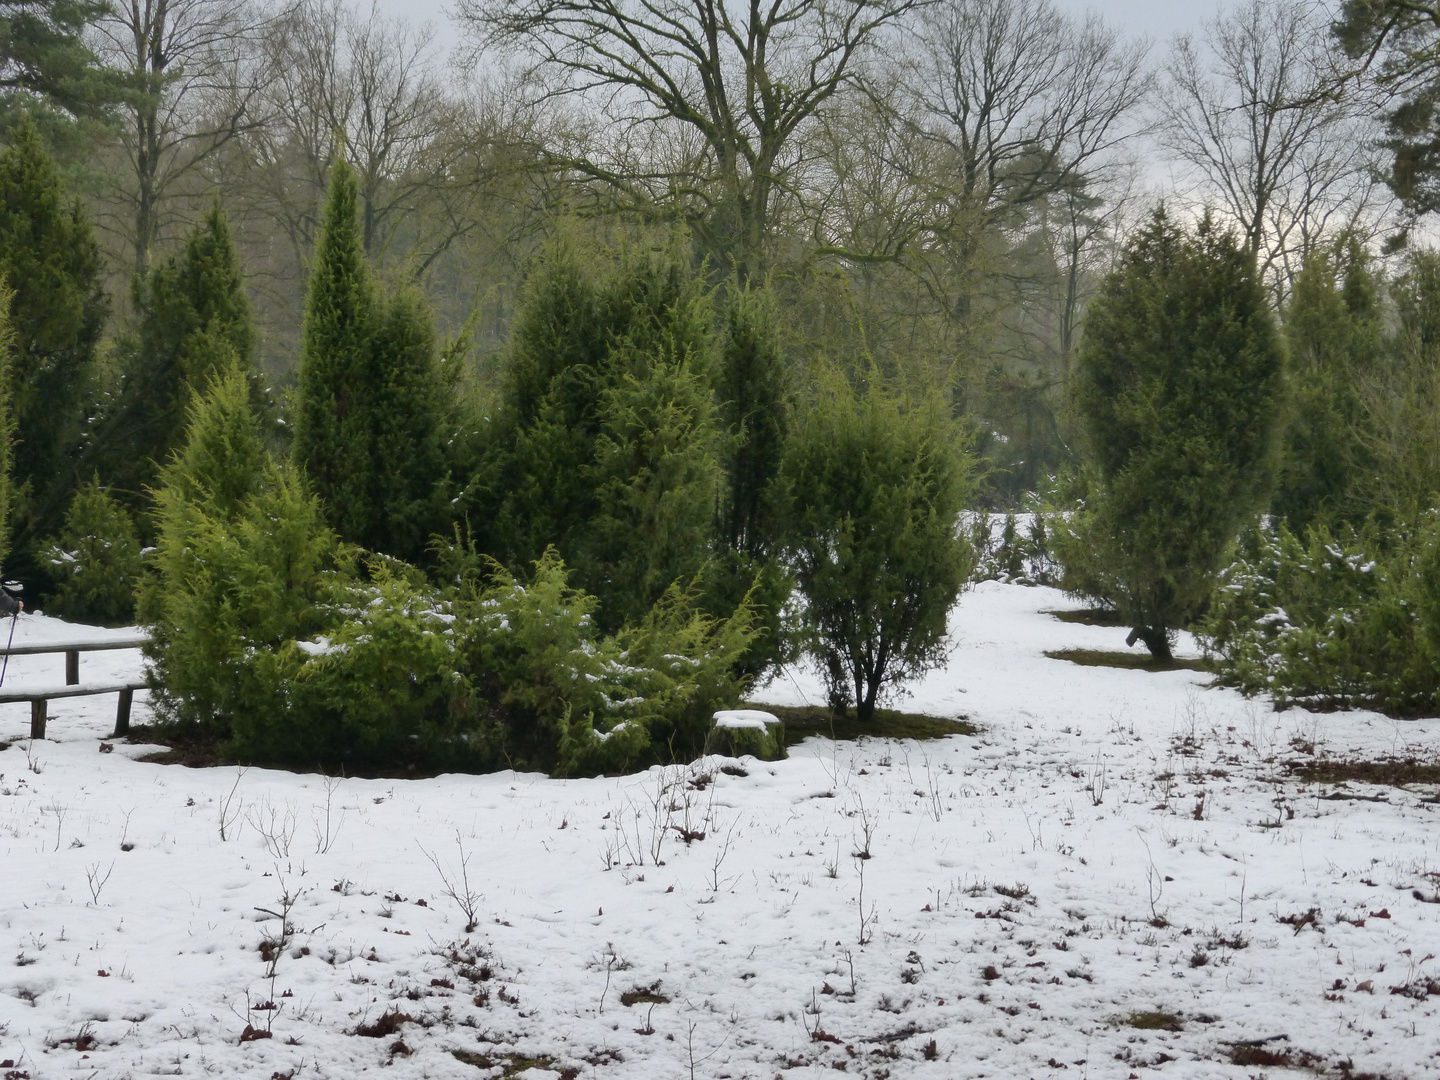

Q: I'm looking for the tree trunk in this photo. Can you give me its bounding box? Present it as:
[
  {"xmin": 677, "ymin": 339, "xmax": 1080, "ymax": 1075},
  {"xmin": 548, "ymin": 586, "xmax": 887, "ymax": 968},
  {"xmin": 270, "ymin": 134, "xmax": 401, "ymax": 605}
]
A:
[{"xmin": 1128, "ymin": 625, "xmax": 1173, "ymax": 663}]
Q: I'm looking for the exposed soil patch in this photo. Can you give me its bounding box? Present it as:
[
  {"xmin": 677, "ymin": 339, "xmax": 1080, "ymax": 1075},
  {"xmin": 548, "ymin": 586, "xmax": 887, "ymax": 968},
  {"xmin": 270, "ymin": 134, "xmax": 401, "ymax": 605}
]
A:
[
  {"xmin": 1045, "ymin": 648, "xmax": 1208, "ymax": 673},
  {"xmin": 1047, "ymin": 608, "xmax": 1125, "ymax": 627},
  {"xmin": 751, "ymin": 702, "xmax": 977, "ymax": 747},
  {"xmin": 1124, "ymin": 1010, "xmax": 1183, "ymax": 1032},
  {"xmin": 1289, "ymin": 756, "xmax": 1440, "ymax": 788}
]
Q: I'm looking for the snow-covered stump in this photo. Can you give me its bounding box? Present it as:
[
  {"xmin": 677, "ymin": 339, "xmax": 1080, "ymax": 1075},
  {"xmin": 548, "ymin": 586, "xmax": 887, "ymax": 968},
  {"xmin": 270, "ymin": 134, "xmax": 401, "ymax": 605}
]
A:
[{"xmin": 705, "ymin": 708, "xmax": 786, "ymax": 761}]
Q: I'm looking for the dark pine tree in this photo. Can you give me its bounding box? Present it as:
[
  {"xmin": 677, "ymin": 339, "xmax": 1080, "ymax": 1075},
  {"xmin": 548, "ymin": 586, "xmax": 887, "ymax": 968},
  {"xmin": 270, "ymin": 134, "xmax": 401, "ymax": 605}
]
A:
[
  {"xmin": 365, "ymin": 284, "xmax": 449, "ymax": 563},
  {"xmin": 491, "ymin": 239, "xmax": 722, "ymax": 630},
  {"xmin": 0, "ymin": 117, "xmax": 105, "ymax": 584},
  {"xmin": 711, "ymin": 281, "xmax": 791, "ymax": 675},
  {"xmin": 1070, "ymin": 207, "xmax": 1285, "ymax": 661},
  {"xmin": 294, "ymin": 159, "xmax": 449, "ymax": 562},
  {"xmin": 1272, "ymin": 237, "xmax": 1380, "ymax": 531},
  {"xmin": 294, "ymin": 159, "xmax": 377, "ymax": 546},
  {"xmin": 95, "ymin": 200, "xmax": 258, "ymax": 511},
  {"xmin": 0, "ymin": 0, "xmax": 120, "ymax": 141}
]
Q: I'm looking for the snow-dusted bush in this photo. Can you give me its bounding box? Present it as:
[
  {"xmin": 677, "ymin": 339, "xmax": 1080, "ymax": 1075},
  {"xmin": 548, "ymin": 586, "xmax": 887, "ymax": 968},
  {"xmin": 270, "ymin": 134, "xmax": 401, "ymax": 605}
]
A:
[
  {"xmin": 968, "ymin": 510, "xmax": 1058, "ymax": 587},
  {"xmin": 782, "ymin": 367, "xmax": 976, "ymax": 721},
  {"xmin": 1199, "ymin": 519, "xmax": 1440, "ymax": 715},
  {"xmin": 42, "ymin": 477, "xmax": 143, "ymax": 624},
  {"xmin": 444, "ymin": 541, "xmax": 757, "ymax": 775}
]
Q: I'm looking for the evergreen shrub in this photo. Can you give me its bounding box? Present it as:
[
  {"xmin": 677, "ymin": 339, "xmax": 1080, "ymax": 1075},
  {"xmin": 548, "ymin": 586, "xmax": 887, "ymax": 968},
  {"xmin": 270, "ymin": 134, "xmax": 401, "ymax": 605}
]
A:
[
  {"xmin": 145, "ymin": 374, "xmax": 757, "ymax": 773},
  {"xmin": 1200, "ymin": 519, "xmax": 1440, "ymax": 716},
  {"xmin": 42, "ymin": 477, "xmax": 142, "ymax": 624},
  {"xmin": 1065, "ymin": 209, "xmax": 1285, "ymax": 660},
  {"xmin": 782, "ymin": 367, "xmax": 975, "ymax": 721},
  {"xmin": 443, "ymin": 540, "xmax": 758, "ymax": 775}
]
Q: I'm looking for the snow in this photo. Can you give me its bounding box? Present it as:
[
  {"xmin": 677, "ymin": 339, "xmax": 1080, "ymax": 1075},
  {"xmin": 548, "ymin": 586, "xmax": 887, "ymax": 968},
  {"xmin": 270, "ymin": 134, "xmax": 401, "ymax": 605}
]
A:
[
  {"xmin": 1, "ymin": 585, "xmax": 1439, "ymax": 1078},
  {"xmin": 713, "ymin": 710, "xmax": 778, "ymax": 731}
]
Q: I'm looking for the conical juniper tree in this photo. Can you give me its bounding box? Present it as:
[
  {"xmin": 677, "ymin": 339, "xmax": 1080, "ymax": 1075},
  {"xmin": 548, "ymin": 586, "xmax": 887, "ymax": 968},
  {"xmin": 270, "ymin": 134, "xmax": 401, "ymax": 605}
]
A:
[
  {"xmin": 364, "ymin": 284, "xmax": 450, "ymax": 563},
  {"xmin": 294, "ymin": 159, "xmax": 374, "ymax": 543},
  {"xmin": 491, "ymin": 238, "xmax": 723, "ymax": 632},
  {"xmin": 782, "ymin": 367, "xmax": 976, "ymax": 722},
  {"xmin": 0, "ymin": 117, "xmax": 105, "ymax": 582},
  {"xmin": 711, "ymin": 281, "xmax": 792, "ymax": 675},
  {"xmin": 1271, "ymin": 237, "xmax": 1380, "ymax": 531},
  {"xmin": 0, "ymin": 279, "xmax": 15, "ymax": 568},
  {"xmin": 1068, "ymin": 208, "xmax": 1285, "ymax": 661},
  {"xmin": 141, "ymin": 364, "xmax": 340, "ymax": 734},
  {"xmin": 96, "ymin": 201, "xmax": 258, "ymax": 510},
  {"xmin": 293, "ymin": 160, "xmax": 449, "ymax": 563}
]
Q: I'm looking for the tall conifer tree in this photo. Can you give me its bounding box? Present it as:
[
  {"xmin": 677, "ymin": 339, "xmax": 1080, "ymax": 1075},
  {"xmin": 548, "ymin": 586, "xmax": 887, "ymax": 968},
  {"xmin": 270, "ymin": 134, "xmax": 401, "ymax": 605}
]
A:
[
  {"xmin": 1067, "ymin": 208, "xmax": 1285, "ymax": 660},
  {"xmin": 0, "ymin": 279, "xmax": 14, "ymax": 569},
  {"xmin": 1272, "ymin": 238, "xmax": 1380, "ymax": 530},
  {"xmin": 494, "ymin": 240, "xmax": 723, "ymax": 630},
  {"xmin": 96, "ymin": 201, "xmax": 257, "ymax": 508},
  {"xmin": 295, "ymin": 159, "xmax": 449, "ymax": 562},
  {"xmin": 0, "ymin": 117, "xmax": 105, "ymax": 578},
  {"xmin": 295, "ymin": 158, "xmax": 373, "ymax": 542}
]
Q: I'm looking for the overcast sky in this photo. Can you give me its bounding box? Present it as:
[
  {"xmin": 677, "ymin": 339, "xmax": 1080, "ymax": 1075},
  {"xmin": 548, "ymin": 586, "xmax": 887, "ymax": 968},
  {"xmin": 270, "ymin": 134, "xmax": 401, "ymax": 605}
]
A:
[
  {"xmin": 377, "ymin": 0, "xmax": 1233, "ymax": 50},
  {"xmin": 1050, "ymin": 0, "xmax": 1230, "ymax": 43}
]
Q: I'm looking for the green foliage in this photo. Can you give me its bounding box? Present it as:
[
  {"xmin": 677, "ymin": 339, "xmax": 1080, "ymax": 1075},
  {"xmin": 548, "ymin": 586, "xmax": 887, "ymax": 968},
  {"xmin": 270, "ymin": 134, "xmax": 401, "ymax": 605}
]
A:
[
  {"xmin": 98, "ymin": 202, "xmax": 261, "ymax": 509},
  {"xmin": 1065, "ymin": 208, "xmax": 1285, "ymax": 660},
  {"xmin": 717, "ymin": 282, "xmax": 789, "ymax": 558},
  {"xmin": 294, "ymin": 162, "xmax": 449, "ymax": 563},
  {"xmin": 143, "ymin": 369, "xmax": 458, "ymax": 766},
  {"xmin": 1335, "ymin": 1, "xmax": 1440, "ymax": 218},
  {"xmin": 1272, "ymin": 238, "xmax": 1380, "ymax": 530},
  {"xmin": 781, "ymin": 367, "xmax": 976, "ymax": 721},
  {"xmin": 41, "ymin": 476, "xmax": 141, "ymax": 624},
  {"xmin": 0, "ymin": 278, "xmax": 13, "ymax": 569},
  {"xmin": 144, "ymin": 376, "xmax": 755, "ymax": 772},
  {"xmin": 491, "ymin": 238, "xmax": 723, "ymax": 631},
  {"xmin": 1357, "ymin": 249, "xmax": 1440, "ymax": 520},
  {"xmin": 709, "ymin": 282, "xmax": 793, "ymax": 676},
  {"xmin": 1200, "ymin": 519, "xmax": 1440, "ymax": 717},
  {"xmin": 295, "ymin": 160, "xmax": 372, "ymax": 532},
  {"xmin": 246, "ymin": 564, "xmax": 459, "ymax": 768},
  {"xmin": 0, "ymin": 117, "xmax": 105, "ymax": 575},
  {"xmin": 0, "ymin": 0, "xmax": 120, "ymax": 137},
  {"xmin": 443, "ymin": 540, "xmax": 757, "ymax": 775},
  {"xmin": 141, "ymin": 366, "xmax": 345, "ymax": 735},
  {"xmin": 703, "ymin": 718, "xmax": 785, "ymax": 761}
]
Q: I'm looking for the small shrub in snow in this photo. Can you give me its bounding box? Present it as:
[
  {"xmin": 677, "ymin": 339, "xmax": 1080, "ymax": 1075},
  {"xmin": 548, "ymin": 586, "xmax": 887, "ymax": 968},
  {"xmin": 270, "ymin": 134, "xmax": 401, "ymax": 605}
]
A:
[
  {"xmin": 42, "ymin": 477, "xmax": 143, "ymax": 624},
  {"xmin": 1199, "ymin": 518, "xmax": 1440, "ymax": 715},
  {"xmin": 781, "ymin": 367, "xmax": 976, "ymax": 721}
]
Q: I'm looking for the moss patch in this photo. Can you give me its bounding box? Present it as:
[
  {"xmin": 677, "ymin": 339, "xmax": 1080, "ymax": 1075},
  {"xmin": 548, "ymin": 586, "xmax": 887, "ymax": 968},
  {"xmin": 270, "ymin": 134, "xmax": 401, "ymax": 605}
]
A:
[
  {"xmin": 1124, "ymin": 1010, "xmax": 1183, "ymax": 1032},
  {"xmin": 1289, "ymin": 757, "xmax": 1440, "ymax": 788},
  {"xmin": 748, "ymin": 703, "xmax": 977, "ymax": 747},
  {"xmin": 1045, "ymin": 648, "xmax": 1207, "ymax": 673},
  {"xmin": 1047, "ymin": 608, "xmax": 1125, "ymax": 626}
]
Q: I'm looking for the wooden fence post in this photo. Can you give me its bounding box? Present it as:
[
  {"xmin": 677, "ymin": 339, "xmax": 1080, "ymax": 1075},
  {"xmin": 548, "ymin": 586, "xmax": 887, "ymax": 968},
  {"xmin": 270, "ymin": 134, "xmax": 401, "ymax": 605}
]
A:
[
  {"xmin": 65, "ymin": 650, "xmax": 79, "ymax": 685},
  {"xmin": 114, "ymin": 687, "xmax": 133, "ymax": 737},
  {"xmin": 30, "ymin": 699, "xmax": 46, "ymax": 739}
]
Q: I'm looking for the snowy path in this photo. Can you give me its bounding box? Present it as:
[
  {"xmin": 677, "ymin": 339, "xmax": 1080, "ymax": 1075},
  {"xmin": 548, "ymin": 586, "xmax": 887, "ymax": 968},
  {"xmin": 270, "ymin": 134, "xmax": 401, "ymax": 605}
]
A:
[{"xmin": 1, "ymin": 581, "xmax": 1438, "ymax": 1079}]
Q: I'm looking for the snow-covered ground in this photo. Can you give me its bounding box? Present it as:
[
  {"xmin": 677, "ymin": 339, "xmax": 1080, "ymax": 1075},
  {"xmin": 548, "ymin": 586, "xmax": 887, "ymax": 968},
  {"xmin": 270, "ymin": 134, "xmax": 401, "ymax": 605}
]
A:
[{"xmin": 2, "ymin": 580, "xmax": 1439, "ymax": 1079}]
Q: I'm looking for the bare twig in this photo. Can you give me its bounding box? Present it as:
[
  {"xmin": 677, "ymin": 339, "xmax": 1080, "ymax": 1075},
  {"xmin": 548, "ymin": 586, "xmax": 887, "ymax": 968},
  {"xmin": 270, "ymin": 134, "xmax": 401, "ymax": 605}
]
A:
[
  {"xmin": 85, "ymin": 861, "xmax": 115, "ymax": 904},
  {"xmin": 420, "ymin": 831, "xmax": 482, "ymax": 932}
]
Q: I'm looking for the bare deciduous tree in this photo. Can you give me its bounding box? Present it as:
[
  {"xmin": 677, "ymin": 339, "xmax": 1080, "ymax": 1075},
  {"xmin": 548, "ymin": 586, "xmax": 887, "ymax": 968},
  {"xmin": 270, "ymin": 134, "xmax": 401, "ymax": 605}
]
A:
[
  {"xmin": 1160, "ymin": 0, "xmax": 1385, "ymax": 297},
  {"xmin": 96, "ymin": 0, "xmax": 274, "ymax": 275},
  {"xmin": 243, "ymin": 0, "xmax": 450, "ymax": 262},
  {"xmin": 460, "ymin": 0, "xmax": 924, "ymax": 279}
]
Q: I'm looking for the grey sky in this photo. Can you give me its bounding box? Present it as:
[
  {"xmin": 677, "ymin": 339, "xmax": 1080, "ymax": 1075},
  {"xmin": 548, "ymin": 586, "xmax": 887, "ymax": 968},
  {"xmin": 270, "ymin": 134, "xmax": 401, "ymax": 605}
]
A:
[
  {"xmin": 1049, "ymin": 1, "xmax": 1229, "ymax": 44},
  {"xmin": 377, "ymin": 0, "xmax": 1230, "ymax": 47}
]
